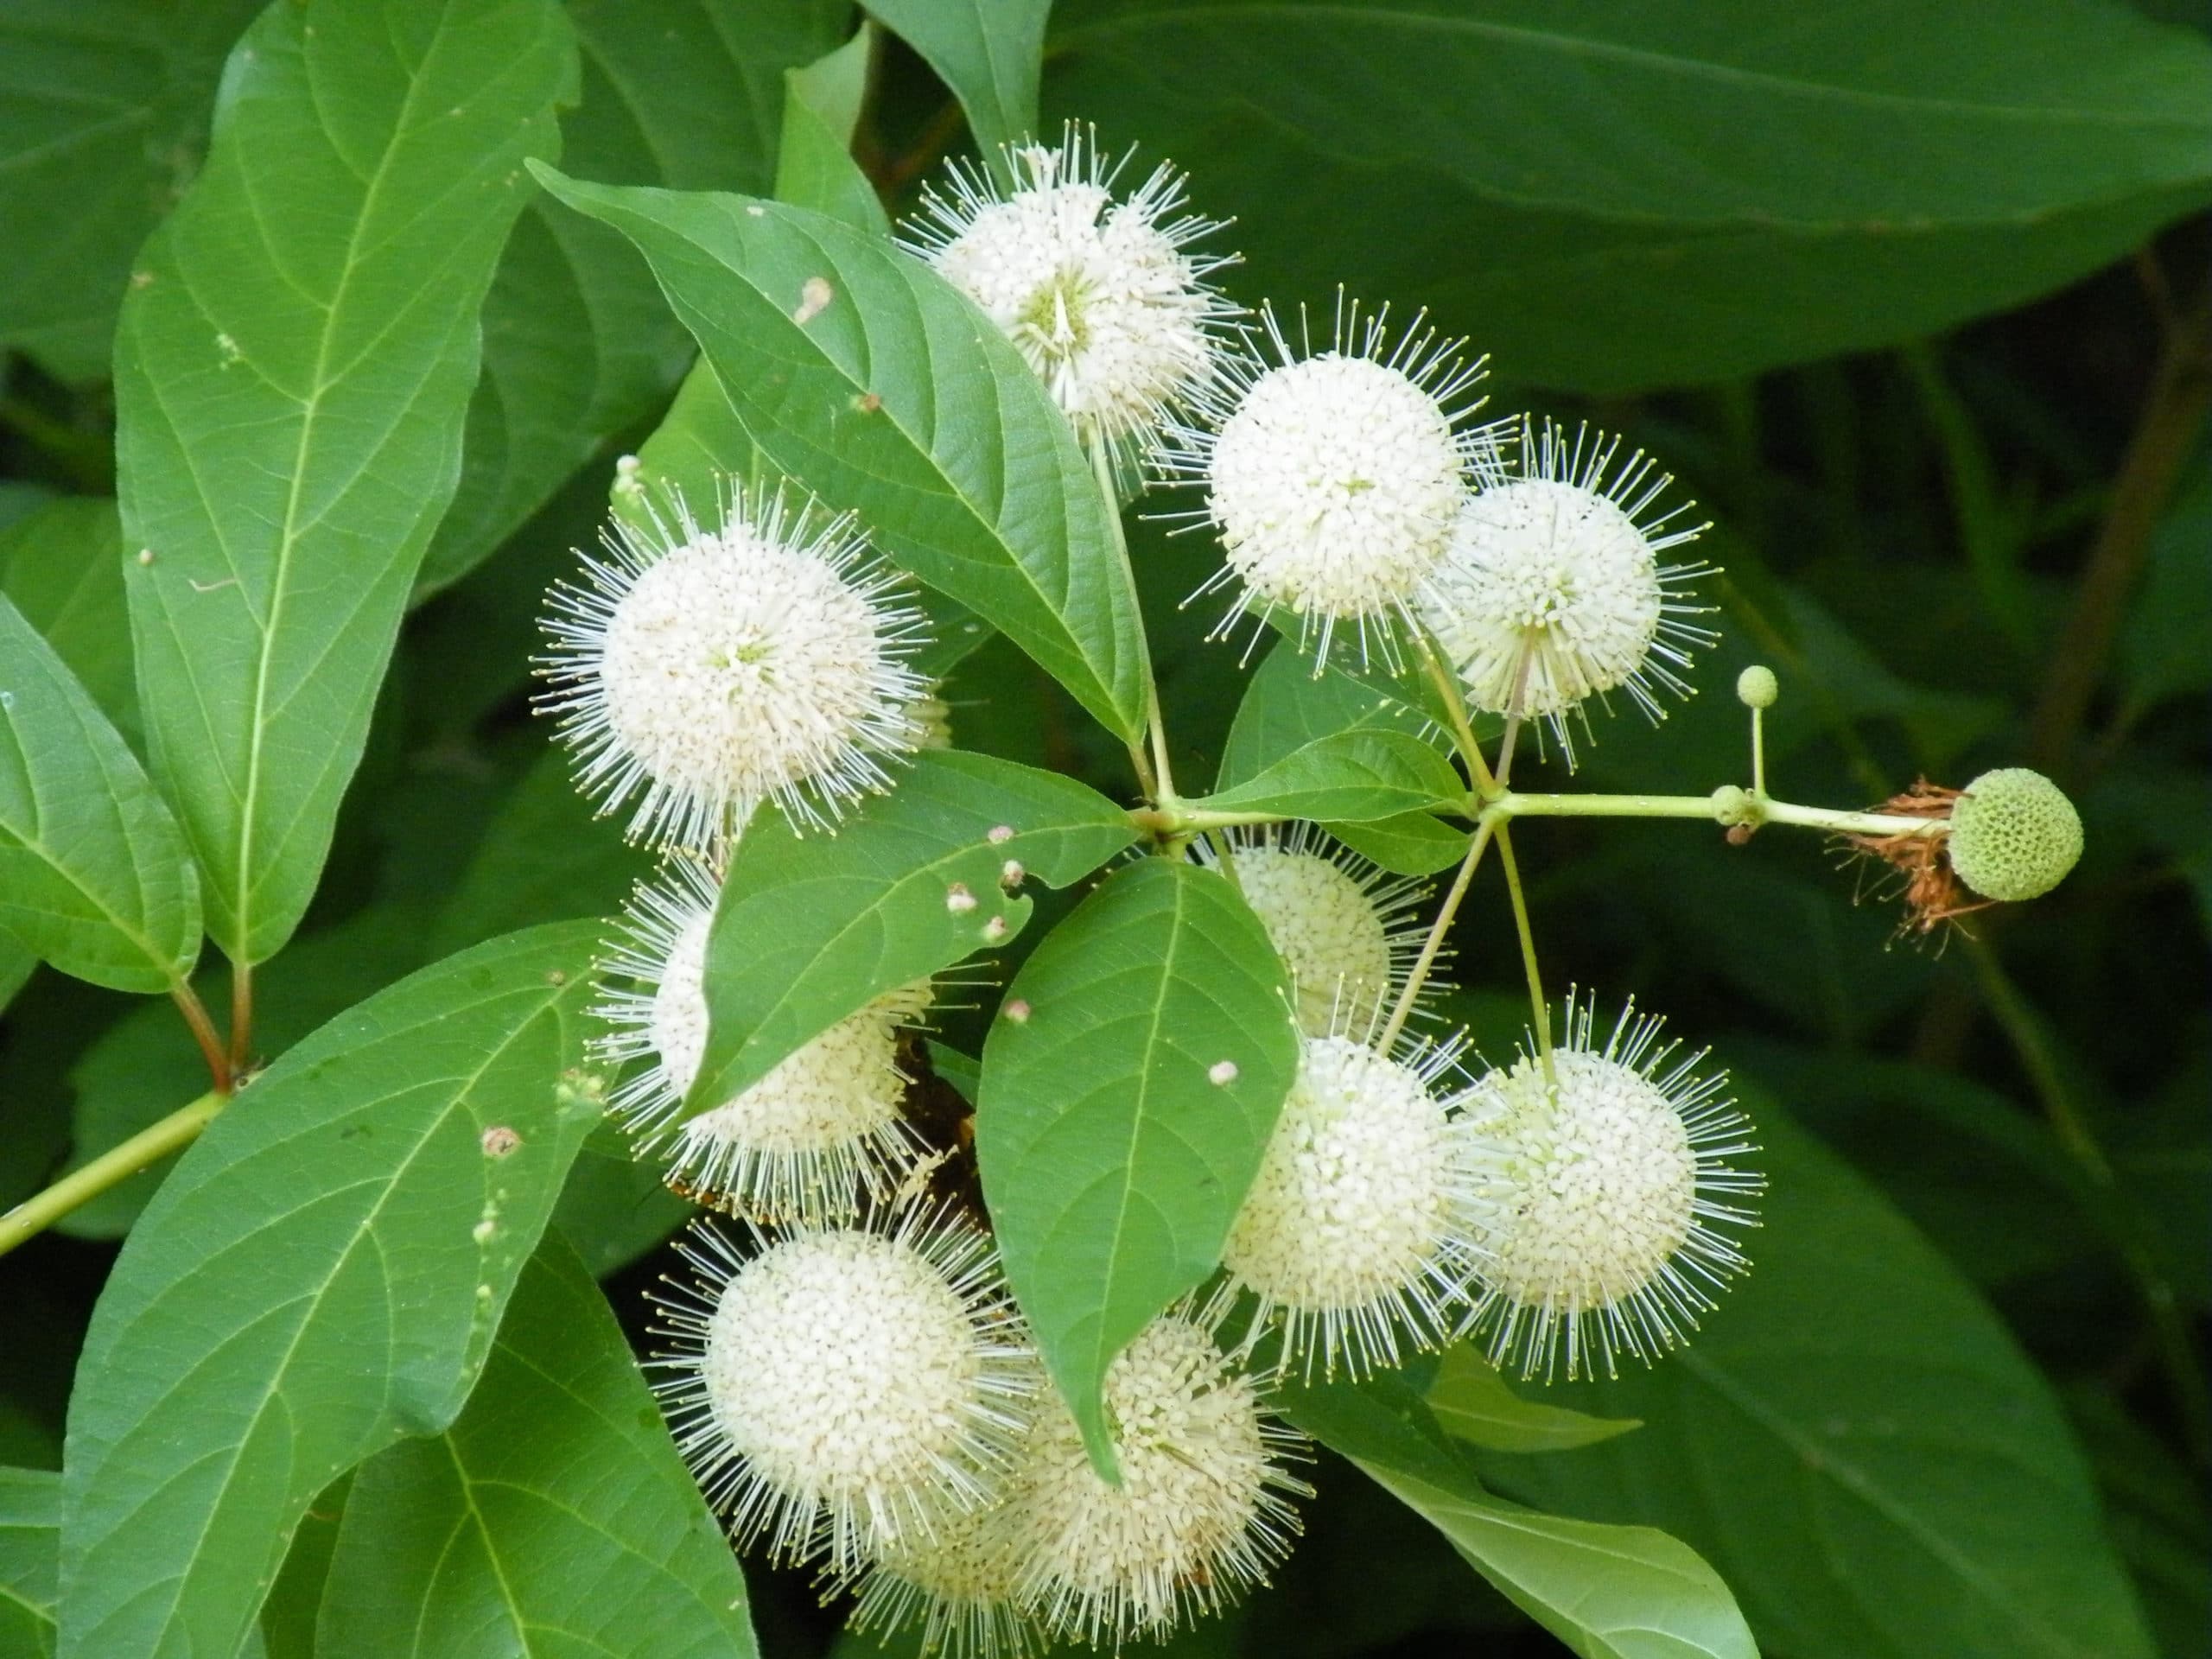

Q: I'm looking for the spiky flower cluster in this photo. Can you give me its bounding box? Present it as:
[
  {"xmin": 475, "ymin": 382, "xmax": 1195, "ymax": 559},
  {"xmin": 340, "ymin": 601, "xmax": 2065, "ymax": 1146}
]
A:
[
  {"xmin": 913, "ymin": 126, "xmax": 1237, "ymax": 477},
  {"xmin": 1222, "ymin": 1031, "xmax": 1490, "ymax": 1376},
  {"xmin": 1457, "ymin": 995, "xmax": 1764, "ymax": 1381},
  {"xmin": 1421, "ymin": 416, "xmax": 1715, "ymax": 762},
  {"xmin": 539, "ymin": 486, "xmax": 928, "ymax": 851},
  {"xmin": 1161, "ymin": 300, "xmax": 1498, "ymax": 664},
  {"xmin": 654, "ymin": 1209, "xmax": 1035, "ymax": 1569}
]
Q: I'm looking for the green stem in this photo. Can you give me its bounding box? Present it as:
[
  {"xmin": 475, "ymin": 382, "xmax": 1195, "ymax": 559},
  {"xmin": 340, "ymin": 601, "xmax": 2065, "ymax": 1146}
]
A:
[
  {"xmin": 1484, "ymin": 790, "xmax": 1942, "ymax": 840},
  {"xmin": 0, "ymin": 1091, "xmax": 227, "ymax": 1260},
  {"xmin": 171, "ymin": 982, "xmax": 232, "ymax": 1095},
  {"xmin": 1414, "ymin": 632, "xmax": 1497, "ymax": 792},
  {"xmin": 1965, "ymin": 938, "xmax": 2212, "ymax": 1465},
  {"xmin": 1493, "ymin": 823, "xmax": 1554, "ymax": 1084},
  {"xmin": 1090, "ymin": 437, "xmax": 1177, "ymax": 807},
  {"xmin": 1750, "ymin": 706, "xmax": 1769, "ymax": 799},
  {"xmin": 1377, "ymin": 819, "xmax": 1496, "ymax": 1050}
]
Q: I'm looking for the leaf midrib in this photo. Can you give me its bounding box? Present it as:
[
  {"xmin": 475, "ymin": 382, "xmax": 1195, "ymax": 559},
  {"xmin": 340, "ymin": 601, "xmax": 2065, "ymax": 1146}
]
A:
[{"xmin": 231, "ymin": 11, "xmax": 452, "ymax": 962}]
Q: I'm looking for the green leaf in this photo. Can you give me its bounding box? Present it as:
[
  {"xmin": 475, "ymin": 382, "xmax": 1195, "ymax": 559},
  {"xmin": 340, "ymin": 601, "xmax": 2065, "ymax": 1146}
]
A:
[
  {"xmin": 690, "ymin": 749, "xmax": 1135, "ymax": 1114},
  {"xmin": 1217, "ymin": 638, "xmax": 1445, "ymax": 791},
  {"xmin": 1476, "ymin": 1107, "xmax": 2158, "ymax": 1659},
  {"xmin": 533, "ymin": 172, "xmax": 1152, "ymax": 742},
  {"xmin": 316, "ymin": 1238, "xmax": 757, "ymax": 1659},
  {"xmin": 1326, "ymin": 813, "xmax": 1475, "ymax": 878},
  {"xmin": 865, "ymin": 0, "xmax": 1051, "ymax": 161},
  {"xmin": 1047, "ymin": 0, "xmax": 2212, "ymax": 391},
  {"xmin": 54, "ymin": 907, "xmax": 428, "ymax": 1239},
  {"xmin": 1427, "ymin": 1347, "xmax": 1639, "ymax": 1454},
  {"xmin": 115, "ymin": 0, "xmax": 576, "ymax": 965},
  {"xmin": 416, "ymin": 0, "xmax": 851, "ymax": 594},
  {"xmin": 976, "ymin": 858, "xmax": 1299, "ymax": 1470},
  {"xmin": 0, "ymin": 1468, "xmax": 58, "ymax": 1659},
  {"xmin": 0, "ymin": 593, "xmax": 198, "ymax": 994},
  {"xmin": 1280, "ymin": 1370, "xmax": 1755, "ymax": 1659},
  {"xmin": 58, "ymin": 922, "xmax": 607, "ymax": 1659},
  {"xmin": 778, "ymin": 27, "xmax": 893, "ymax": 236},
  {"xmin": 0, "ymin": 500, "xmax": 135, "ymax": 741},
  {"xmin": 0, "ymin": 0, "xmax": 264, "ymax": 380},
  {"xmin": 429, "ymin": 746, "xmax": 652, "ymax": 957},
  {"xmin": 1196, "ymin": 730, "xmax": 1465, "ymax": 823}
]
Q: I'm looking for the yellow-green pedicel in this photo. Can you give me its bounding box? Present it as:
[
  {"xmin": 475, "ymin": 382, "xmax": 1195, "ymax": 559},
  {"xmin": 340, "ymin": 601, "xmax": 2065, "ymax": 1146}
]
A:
[{"xmin": 1946, "ymin": 768, "xmax": 2083, "ymax": 903}]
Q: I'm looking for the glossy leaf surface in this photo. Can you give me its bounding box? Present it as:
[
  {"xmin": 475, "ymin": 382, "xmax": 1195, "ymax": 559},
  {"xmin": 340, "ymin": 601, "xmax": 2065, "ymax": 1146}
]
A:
[
  {"xmin": 59, "ymin": 923, "xmax": 605, "ymax": 1659},
  {"xmin": 976, "ymin": 858, "xmax": 1298, "ymax": 1467},
  {"xmin": 116, "ymin": 0, "xmax": 574, "ymax": 963}
]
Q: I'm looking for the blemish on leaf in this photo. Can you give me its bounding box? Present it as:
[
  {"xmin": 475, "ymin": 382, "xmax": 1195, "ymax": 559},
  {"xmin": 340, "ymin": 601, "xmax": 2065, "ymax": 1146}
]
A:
[
  {"xmin": 982, "ymin": 915, "xmax": 1010, "ymax": 944},
  {"xmin": 1208, "ymin": 1059, "xmax": 1239, "ymax": 1085},
  {"xmin": 480, "ymin": 1125, "xmax": 522, "ymax": 1158},
  {"xmin": 792, "ymin": 276, "xmax": 834, "ymax": 325},
  {"xmin": 946, "ymin": 882, "xmax": 978, "ymax": 914},
  {"xmin": 1000, "ymin": 859, "xmax": 1026, "ymax": 889},
  {"xmin": 1002, "ymin": 999, "xmax": 1031, "ymax": 1025},
  {"xmin": 987, "ymin": 824, "xmax": 1015, "ymax": 844},
  {"xmin": 136, "ymin": 549, "xmax": 155, "ymax": 567}
]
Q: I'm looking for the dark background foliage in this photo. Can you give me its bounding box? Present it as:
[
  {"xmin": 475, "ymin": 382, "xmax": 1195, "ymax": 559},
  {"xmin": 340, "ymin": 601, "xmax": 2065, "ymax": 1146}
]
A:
[{"xmin": 2, "ymin": 3, "xmax": 2207, "ymax": 1656}]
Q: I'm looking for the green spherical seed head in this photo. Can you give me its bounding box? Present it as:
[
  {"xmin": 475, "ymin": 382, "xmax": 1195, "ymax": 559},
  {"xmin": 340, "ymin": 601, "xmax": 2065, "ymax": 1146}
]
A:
[
  {"xmin": 1735, "ymin": 665, "xmax": 1778, "ymax": 709},
  {"xmin": 1946, "ymin": 768, "xmax": 2082, "ymax": 902}
]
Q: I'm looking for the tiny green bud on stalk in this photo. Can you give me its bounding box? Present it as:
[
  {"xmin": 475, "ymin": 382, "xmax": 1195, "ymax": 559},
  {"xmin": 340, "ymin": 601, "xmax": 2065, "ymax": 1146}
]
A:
[{"xmin": 1735, "ymin": 664, "xmax": 1778, "ymax": 709}]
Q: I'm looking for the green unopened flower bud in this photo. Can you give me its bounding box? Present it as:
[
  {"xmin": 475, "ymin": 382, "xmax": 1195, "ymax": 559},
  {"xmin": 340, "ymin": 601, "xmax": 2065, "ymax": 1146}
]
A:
[
  {"xmin": 1709, "ymin": 785, "xmax": 1754, "ymax": 825},
  {"xmin": 1946, "ymin": 767, "xmax": 2082, "ymax": 902},
  {"xmin": 1735, "ymin": 664, "xmax": 1777, "ymax": 709}
]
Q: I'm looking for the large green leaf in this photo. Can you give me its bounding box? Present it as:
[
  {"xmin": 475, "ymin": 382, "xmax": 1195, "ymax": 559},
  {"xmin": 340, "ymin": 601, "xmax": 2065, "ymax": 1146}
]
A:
[
  {"xmin": 1328, "ymin": 812, "xmax": 1475, "ymax": 878},
  {"xmin": 777, "ymin": 26, "xmax": 893, "ymax": 236},
  {"xmin": 115, "ymin": 0, "xmax": 575, "ymax": 964},
  {"xmin": 690, "ymin": 749, "xmax": 1135, "ymax": 1113},
  {"xmin": 865, "ymin": 0, "xmax": 1051, "ymax": 161},
  {"xmin": 0, "ymin": 0, "xmax": 263, "ymax": 380},
  {"xmin": 1196, "ymin": 730, "xmax": 1465, "ymax": 823},
  {"xmin": 533, "ymin": 172, "xmax": 1153, "ymax": 742},
  {"xmin": 316, "ymin": 1239, "xmax": 756, "ymax": 1659},
  {"xmin": 1281, "ymin": 1370, "xmax": 1756, "ymax": 1659},
  {"xmin": 0, "ymin": 594, "xmax": 198, "ymax": 994},
  {"xmin": 976, "ymin": 857, "xmax": 1299, "ymax": 1468},
  {"xmin": 0, "ymin": 500, "xmax": 134, "ymax": 741},
  {"xmin": 416, "ymin": 0, "xmax": 850, "ymax": 594},
  {"xmin": 1047, "ymin": 0, "xmax": 2212, "ymax": 391},
  {"xmin": 58, "ymin": 922, "xmax": 607, "ymax": 1659},
  {"xmin": 0, "ymin": 1469, "xmax": 58, "ymax": 1659},
  {"xmin": 1477, "ymin": 1107, "xmax": 2158, "ymax": 1659}
]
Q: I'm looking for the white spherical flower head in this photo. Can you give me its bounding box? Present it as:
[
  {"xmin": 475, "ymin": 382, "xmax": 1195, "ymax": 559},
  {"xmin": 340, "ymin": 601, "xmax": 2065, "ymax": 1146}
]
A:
[
  {"xmin": 1198, "ymin": 823, "xmax": 1433, "ymax": 1039},
  {"xmin": 1164, "ymin": 300, "xmax": 1496, "ymax": 665},
  {"xmin": 1222, "ymin": 1033, "xmax": 1488, "ymax": 1377},
  {"xmin": 844, "ymin": 1484, "xmax": 1045, "ymax": 1659},
  {"xmin": 1005, "ymin": 1311, "xmax": 1310, "ymax": 1645},
  {"xmin": 654, "ymin": 1211, "xmax": 1034, "ymax": 1570},
  {"xmin": 539, "ymin": 486, "xmax": 929, "ymax": 850},
  {"xmin": 912, "ymin": 126, "xmax": 1237, "ymax": 472},
  {"xmin": 594, "ymin": 862, "xmax": 931, "ymax": 1222},
  {"xmin": 1459, "ymin": 994, "xmax": 1764, "ymax": 1382},
  {"xmin": 1421, "ymin": 416, "xmax": 1715, "ymax": 767}
]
